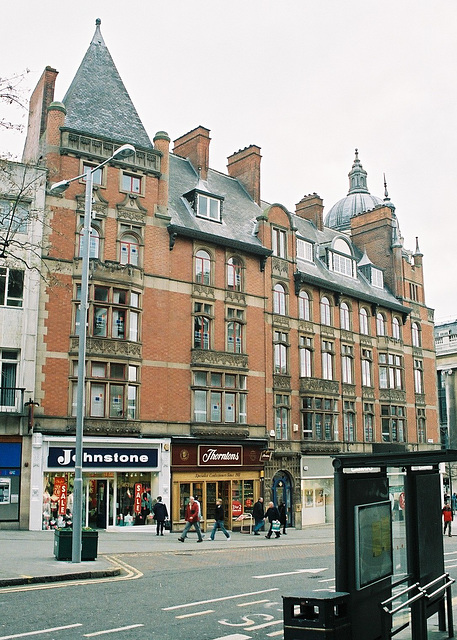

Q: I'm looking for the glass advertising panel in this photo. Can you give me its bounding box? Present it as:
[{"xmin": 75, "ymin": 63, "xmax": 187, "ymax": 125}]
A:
[{"xmin": 355, "ymin": 500, "xmax": 393, "ymax": 589}]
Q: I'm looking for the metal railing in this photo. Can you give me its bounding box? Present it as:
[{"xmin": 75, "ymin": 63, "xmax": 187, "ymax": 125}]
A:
[
  {"xmin": 381, "ymin": 573, "xmax": 455, "ymax": 639},
  {"xmin": 0, "ymin": 387, "xmax": 25, "ymax": 413}
]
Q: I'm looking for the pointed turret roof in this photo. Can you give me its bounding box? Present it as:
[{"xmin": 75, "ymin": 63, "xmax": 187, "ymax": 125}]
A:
[{"xmin": 62, "ymin": 19, "xmax": 153, "ymax": 150}]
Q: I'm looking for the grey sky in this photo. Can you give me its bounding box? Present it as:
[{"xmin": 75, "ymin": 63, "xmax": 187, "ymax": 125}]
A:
[{"xmin": 2, "ymin": 1, "xmax": 456, "ymax": 321}]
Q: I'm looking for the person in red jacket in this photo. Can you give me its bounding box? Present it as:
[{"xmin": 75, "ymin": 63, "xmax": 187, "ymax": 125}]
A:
[
  {"xmin": 442, "ymin": 502, "xmax": 453, "ymax": 537},
  {"xmin": 178, "ymin": 496, "xmax": 203, "ymax": 543}
]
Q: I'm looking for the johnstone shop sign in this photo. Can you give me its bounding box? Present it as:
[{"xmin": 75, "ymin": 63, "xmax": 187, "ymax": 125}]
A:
[
  {"xmin": 198, "ymin": 445, "xmax": 242, "ymax": 467},
  {"xmin": 47, "ymin": 447, "xmax": 158, "ymax": 469}
]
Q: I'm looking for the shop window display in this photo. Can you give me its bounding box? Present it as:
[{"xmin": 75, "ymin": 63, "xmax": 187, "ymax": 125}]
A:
[{"xmin": 42, "ymin": 473, "xmax": 74, "ymax": 530}]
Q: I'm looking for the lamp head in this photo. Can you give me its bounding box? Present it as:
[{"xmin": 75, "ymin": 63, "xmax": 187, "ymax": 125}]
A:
[
  {"xmin": 113, "ymin": 143, "xmax": 135, "ymax": 160},
  {"xmin": 49, "ymin": 179, "xmax": 71, "ymax": 195}
]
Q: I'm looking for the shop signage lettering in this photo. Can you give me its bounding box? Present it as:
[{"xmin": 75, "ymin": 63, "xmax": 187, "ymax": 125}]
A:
[
  {"xmin": 198, "ymin": 445, "xmax": 242, "ymax": 467},
  {"xmin": 48, "ymin": 447, "xmax": 158, "ymax": 469}
]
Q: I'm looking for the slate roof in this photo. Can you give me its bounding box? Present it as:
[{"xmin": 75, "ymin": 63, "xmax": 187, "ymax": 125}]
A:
[
  {"xmin": 62, "ymin": 19, "xmax": 153, "ymax": 150},
  {"xmin": 167, "ymin": 153, "xmax": 270, "ymax": 257},
  {"xmin": 167, "ymin": 152, "xmax": 410, "ymax": 315},
  {"xmin": 293, "ymin": 215, "xmax": 409, "ymax": 314}
]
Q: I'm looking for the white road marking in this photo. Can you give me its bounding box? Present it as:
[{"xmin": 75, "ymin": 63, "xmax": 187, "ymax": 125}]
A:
[
  {"xmin": 175, "ymin": 610, "xmax": 214, "ymax": 619},
  {"xmin": 267, "ymin": 631, "xmax": 284, "ymax": 637},
  {"xmin": 318, "ymin": 578, "xmax": 335, "ymax": 583},
  {"xmin": 220, "ymin": 614, "xmax": 274, "ymax": 627},
  {"xmin": 163, "ymin": 588, "xmax": 279, "ymax": 610},
  {"xmin": 0, "ymin": 624, "xmax": 82, "ymax": 640},
  {"xmin": 213, "ymin": 635, "xmax": 252, "ymax": 640},
  {"xmin": 237, "ymin": 599, "xmax": 270, "ymax": 607},
  {"xmin": 84, "ymin": 625, "xmax": 144, "ymax": 637},
  {"xmin": 253, "ymin": 568, "xmax": 327, "ymax": 579},
  {"xmin": 246, "ymin": 619, "xmax": 283, "ymax": 631}
]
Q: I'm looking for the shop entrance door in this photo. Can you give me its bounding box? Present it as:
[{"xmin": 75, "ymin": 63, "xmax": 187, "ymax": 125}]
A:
[
  {"xmin": 87, "ymin": 479, "xmax": 110, "ymax": 529},
  {"xmin": 272, "ymin": 470, "xmax": 293, "ymax": 527}
]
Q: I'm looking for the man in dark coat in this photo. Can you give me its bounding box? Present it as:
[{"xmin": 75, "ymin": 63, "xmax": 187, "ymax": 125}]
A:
[
  {"xmin": 152, "ymin": 496, "xmax": 168, "ymax": 536},
  {"xmin": 252, "ymin": 497, "xmax": 265, "ymax": 535},
  {"xmin": 265, "ymin": 501, "xmax": 281, "ymax": 539},
  {"xmin": 278, "ymin": 500, "xmax": 287, "ymax": 535}
]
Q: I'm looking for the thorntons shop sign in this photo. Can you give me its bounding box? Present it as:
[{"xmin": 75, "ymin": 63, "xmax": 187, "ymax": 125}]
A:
[
  {"xmin": 48, "ymin": 447, "xmax": 158, "ymax": 469},
  {"xmin": 198, "ymin": 445, "xmax": 242, "ymax": 467}
]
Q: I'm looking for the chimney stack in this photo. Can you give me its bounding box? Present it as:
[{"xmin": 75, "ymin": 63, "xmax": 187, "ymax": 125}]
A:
[
  {"xmin": 22, "ymin": 66, "xmax": 58, "ymax": 163},
  {"xmin": 227, "ymin": 145, "xmax": 261, "ymax": 205},
  {"xmin": 173, "ymin": 126, "xmax": 211, "ymax": 180},
  {"xmin": 295, "ymin": 194, "xmax": 324, "ymax": 231}
]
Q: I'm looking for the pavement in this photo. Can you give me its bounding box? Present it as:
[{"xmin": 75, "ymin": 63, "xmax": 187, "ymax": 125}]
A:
[{"xmin": 0, "ymin": 524, "xmax": 455, "ymax": 638}]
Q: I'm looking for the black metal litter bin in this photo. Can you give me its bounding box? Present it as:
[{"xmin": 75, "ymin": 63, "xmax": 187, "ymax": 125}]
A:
[{"xmin": 283, "ymin": 592, "xmax": 351, "ymax": 639}]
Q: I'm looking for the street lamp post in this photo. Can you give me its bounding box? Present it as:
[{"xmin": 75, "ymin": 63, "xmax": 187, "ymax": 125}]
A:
[{"xmin": 50, "ymin": 143, "xmax": 135, "ymax": 562}]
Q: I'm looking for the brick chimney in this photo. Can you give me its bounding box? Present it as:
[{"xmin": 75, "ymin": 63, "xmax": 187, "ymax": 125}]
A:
[
  {"xmin": 295, "ymin": 194, "xmax": 324, "ymax": 231},
  {"xmin": 173, "ymin": 126, "xmax": 211, "ymax": 180},
  {"xmin": 227, "ymin": 145, "xmax": 261, "ymax": 205},
  {"xmin": 22, "ymin": 66, "xmax": 58, "ymax": 163}
]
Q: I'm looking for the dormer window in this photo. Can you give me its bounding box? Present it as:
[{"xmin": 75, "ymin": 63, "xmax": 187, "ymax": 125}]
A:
[
  {"xmin": 328, "ymin": 237, "xmax": 356, "ymax": 278},
  {"xmin": 197, "ymin": 194, "xmax": 221, "ymax": 221},
  {"xmin": 297, "ymin": 238, "xmax": 313, "ymax": 262},
  {"xmin": 371, "ymin": 267, "xmax": 384, "ymax": 289}
]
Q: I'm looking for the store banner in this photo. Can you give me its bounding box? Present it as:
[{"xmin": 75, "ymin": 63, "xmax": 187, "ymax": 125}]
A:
[
  {"xmin": 198, "ymin": 445, "xmax": 242, "ymax": 467},
  {"xmin": 59, "ymin": 483, "xmax": 68, "ymax": 515},
  {"xmin": 47, "ymin": 447, "xmax": 158, "ymax": 469},
  {"xmin": 134, "ymin": 483, "xmax": 142, "ymax": 514}
]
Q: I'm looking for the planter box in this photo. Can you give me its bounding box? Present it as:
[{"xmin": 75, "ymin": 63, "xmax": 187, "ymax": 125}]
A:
[{"xmin": 54, "ymin": 529, "xmax": 99, "ymax": 561}]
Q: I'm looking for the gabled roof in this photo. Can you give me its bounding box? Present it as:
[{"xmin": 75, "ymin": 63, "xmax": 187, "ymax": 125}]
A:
[{"xmin": 62, "ymin": 19, "xmax": 153, "ymax": 150}]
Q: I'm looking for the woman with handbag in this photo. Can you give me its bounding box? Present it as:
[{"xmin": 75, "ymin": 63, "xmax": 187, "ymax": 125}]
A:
[
  {"xmin": 265, "ymin": 501, "xmax": 281, "ymax": 539},
  {"xmin": 152, "ymin": 496, "xmax": 168, "ymax": 536}
]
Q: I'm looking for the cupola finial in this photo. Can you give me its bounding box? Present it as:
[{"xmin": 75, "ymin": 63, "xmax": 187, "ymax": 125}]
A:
[{"xmin": 347, "ymin": 149, "xmax": 369, "ymax": 195}]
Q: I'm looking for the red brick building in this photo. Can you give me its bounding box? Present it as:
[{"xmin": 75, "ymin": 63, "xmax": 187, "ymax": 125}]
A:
[{"xmin": 20, "ymin": 20, "xmax": 438, "ymax": 531}]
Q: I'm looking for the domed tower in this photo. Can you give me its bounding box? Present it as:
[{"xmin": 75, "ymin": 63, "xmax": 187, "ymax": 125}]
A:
[{"xmin": 324, "ymin": 150, "xmax": 383, "ymax": 231}]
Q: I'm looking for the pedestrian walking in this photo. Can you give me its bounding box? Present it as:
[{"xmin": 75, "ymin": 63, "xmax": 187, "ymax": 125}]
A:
[
  {"xmin": 178, "ymin": 496, "xmax": 203, "ymax": 543},
  {"xmin": 443, "ymin": 502, "xmax": 453, "ymax": 537},
  {"xmin": 209, "ymin": 499, "xmax": 231, "ymax": 541},
  {"xmin": 278, "ymin": 500, "xmax": 287, "ymax": 535},
  {"xmin": 152, "ymin": 496, "xmax": 168, "ymax": 536},
  {"xmin": 252, "ymin": 497, "xmax": 265, "ymax": 535},
  {"xmin": 265, "ymin": 501, "xmax": 281, "ymax": 539}
]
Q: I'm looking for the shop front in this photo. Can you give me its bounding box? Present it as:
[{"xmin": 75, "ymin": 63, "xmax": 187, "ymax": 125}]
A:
[
  {"xmin": 172, "ymin": 442, "xmax": 265, "ymax": 532},
  {"xmin": 301, "ymin": 455, "xmax": 335, "ymax": 526},
  {"xmin": 29, "ymin": 433, "xmax": 170, "ymax": 530}
]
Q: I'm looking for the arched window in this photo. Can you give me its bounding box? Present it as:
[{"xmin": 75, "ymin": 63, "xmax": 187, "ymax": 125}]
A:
[
  {"xmin": 227, "ymin": 257, "xmax": 243, "ymax": 291},
  {"xmin": 359, "ymin": 307, "xmax": 369, "ymax": 335},
  {"xmin": 412, "ymin": 322, "xmax": 421, "ymax": 347},
  {"xmin": 392, "ymin": 317, "xmax": 401, "ymax": 340},
  {"xmin": 273, "ymin": 283, "xmax": 286, "ymax": 315},
  {"xmin": 298, "ymin": 290, "xmax": 310, "ymax": 321},
  {"xmin": 320, "ymin": 296, "xmax": 331, "ymax": 326},
  {"xmin": 120, "ymin": 233, "xmax": 139, "ymax": 266},
  {"xmin": 376, "ymin": 312, "xmax": 386, "ymax": 336},
  {"xmin": 195, "ymin": 250, "xmax": 211, "ymax": 285},
  {"xmin": 79, "ymin": 226, "xmax": 100, "ymax": 259},
  {"xmin": 340, "ymin": 302, "xmax": 350, "ymax": 330}
]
